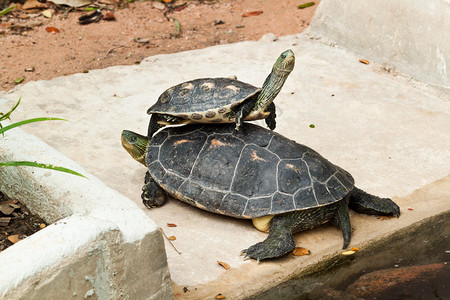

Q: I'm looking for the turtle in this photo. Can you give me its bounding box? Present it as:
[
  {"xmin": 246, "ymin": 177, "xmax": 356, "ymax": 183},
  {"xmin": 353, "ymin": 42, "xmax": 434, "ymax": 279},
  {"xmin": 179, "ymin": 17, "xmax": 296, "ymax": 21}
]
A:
[
  {"xmin": 146, "ymin": 49, "xmax": 295, "ymax": 137},
  {"xmin": 121, "ymin": 123, "xmax": 400, "ymax": 261}
]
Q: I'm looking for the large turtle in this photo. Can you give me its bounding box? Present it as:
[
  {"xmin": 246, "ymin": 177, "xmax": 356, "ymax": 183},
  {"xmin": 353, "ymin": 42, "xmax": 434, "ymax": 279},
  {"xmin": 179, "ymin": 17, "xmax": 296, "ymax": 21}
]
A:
[
  {"xmin": 147, "ymin": 49, "xmax": 295, "ymax": 137},
  {"xmin": 121, "ymin": 124, "xmax": 400, "ymax": 261}
]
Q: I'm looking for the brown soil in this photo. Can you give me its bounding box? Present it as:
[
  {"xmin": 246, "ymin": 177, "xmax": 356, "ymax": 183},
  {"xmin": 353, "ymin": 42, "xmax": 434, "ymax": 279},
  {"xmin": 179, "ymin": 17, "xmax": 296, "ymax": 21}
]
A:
[
  {"xmin": 0, "ymin": 0, "xmax": 319, "ymax": 92},
  {"xmin": 0, "ymin": 192, "xmax": 47, "ymax": 252}
]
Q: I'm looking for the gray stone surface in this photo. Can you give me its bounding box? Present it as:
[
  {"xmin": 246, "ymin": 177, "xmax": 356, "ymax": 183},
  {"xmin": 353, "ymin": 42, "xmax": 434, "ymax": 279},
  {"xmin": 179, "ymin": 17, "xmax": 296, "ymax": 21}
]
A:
[
  {"xmin": 0, "ymin": 128, "xmax": 172, "ymax": 299},
  {"xmin": 309, "ymin": 0, "xmax": 450, "ymax": 95}
]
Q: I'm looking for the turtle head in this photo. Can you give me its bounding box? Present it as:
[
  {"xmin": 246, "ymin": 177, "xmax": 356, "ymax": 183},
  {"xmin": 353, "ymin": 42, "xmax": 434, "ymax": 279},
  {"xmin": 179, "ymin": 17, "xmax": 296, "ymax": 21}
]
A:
[
  {"xmin": 121, "ymin": 130, "xmax": 148, "ymax": 166},
  {"xmin": 256, "ymin": 50, "xmax": 295, "ymax": 111},
  {"xmin": 272, "ymin": 49, "xmax": 295, "ymax": 74}
]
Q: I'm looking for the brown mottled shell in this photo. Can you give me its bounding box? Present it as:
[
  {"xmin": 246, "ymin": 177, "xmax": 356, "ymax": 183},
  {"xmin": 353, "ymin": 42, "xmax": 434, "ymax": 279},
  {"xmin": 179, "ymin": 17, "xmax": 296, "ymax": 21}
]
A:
[{"xmin": 147, "ymin": 78, "xmax": 261, "ymax": 122}]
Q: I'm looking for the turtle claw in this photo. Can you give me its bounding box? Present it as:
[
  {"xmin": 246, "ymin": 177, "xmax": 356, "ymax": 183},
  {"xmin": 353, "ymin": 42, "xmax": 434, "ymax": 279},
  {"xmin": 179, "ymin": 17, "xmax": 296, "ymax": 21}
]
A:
[
  {"xmin": 240, "ymin": 250, "xmax": 252, "ymax": 261},
  {"xmin": 240, "ymin": 243, "xmax": 272, "ymax": 261}
]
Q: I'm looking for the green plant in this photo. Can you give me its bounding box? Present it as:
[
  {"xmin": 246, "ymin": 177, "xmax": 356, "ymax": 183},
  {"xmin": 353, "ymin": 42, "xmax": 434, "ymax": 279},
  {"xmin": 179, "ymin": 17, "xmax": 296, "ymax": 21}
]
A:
[
  {"xmin": 0, "ymin": 97, "xmax": 86, "ymax": 178},
  {"xmin": 0, "ymin": 5, "xmax": 16, "ymax": 17}
]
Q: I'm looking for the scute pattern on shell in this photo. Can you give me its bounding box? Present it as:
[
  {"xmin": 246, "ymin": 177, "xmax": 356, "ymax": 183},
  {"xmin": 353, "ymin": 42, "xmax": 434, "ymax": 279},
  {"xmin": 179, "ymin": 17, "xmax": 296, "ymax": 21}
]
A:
[
  {"xmin": 146, "ymin": 123, "xmax": 355, "ymax": 218},
  {"xmin": 147, "ymin": 77, "xmax": 261, "ymax": 115}
]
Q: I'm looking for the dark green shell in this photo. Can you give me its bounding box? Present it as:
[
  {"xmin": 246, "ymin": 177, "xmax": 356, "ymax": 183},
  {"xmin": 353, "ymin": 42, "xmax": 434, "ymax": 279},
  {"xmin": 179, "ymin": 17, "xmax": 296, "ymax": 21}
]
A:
[
  {"xmin": 147, "ymin": 77, "xmax": 261, "ymax": 115},
  {"xmin": 146, "ymin": 123, "xmax": 355, "ymax": 218}
]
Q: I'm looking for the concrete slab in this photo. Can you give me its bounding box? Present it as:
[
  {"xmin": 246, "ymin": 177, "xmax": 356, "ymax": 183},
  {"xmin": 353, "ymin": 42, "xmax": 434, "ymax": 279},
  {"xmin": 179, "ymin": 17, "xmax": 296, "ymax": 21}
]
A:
[
  {"xmin": 309, "ymin": 0, "xmax": 450, "ymax": 96},
  {"xmin": 0, "ymin": 128, "xmax": 172, "ymax": 299},
  {"xmin": 1, "ymin": 29, "xmax": 449, "ymax": 300}
]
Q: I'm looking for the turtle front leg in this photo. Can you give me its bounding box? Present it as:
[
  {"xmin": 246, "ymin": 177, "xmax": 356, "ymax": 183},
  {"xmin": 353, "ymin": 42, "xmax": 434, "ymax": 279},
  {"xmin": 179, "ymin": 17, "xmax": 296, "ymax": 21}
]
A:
[
  {"xmin": 141, "ymin": 171, "xmax": 167, "ymax": 208},
  {"xmin": 264, "ymin": 102, "xmax": 277, "ymax": 130},
  {"xmin": 234, "ymin": 100, "xmax": 256, "ymax": 131}
]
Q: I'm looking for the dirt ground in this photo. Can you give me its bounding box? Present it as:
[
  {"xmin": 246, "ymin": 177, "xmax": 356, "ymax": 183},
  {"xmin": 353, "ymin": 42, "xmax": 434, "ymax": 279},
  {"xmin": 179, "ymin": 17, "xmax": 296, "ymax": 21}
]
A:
[
  {"xmin": 0, "ymin": 192, "xmax": 47, "ymax": 252},
  {"xmin": 0, "ymin": 0, "xmax": 319, "ymax": 92}
]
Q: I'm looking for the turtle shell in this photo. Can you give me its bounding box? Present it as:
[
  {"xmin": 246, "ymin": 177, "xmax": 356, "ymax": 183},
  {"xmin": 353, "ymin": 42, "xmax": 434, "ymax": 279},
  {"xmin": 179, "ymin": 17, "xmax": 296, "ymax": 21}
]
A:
[
  {"xmin": 147, "ymin": 78, "xmax": 261, "ymax": 121},
  {"xmin": 146, "ymin": 123, "xmax": 355, "ymax": 218}
]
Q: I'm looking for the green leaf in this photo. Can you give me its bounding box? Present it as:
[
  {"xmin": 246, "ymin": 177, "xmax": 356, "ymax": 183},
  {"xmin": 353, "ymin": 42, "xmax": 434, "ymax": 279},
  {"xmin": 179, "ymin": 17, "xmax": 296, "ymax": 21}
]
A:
[
  {"xmin": 14, "ymin": 77, "xmax": 25, "ymax": 84},
  {"xmin": 298, "ymin": 2, "xmax": 315, "ymax": 9},
  {"xmin": 309, "ymin": 124, "xmax": 315, "ymax": 128},
  {"xmin": 0, "ymin": 96, "xmax": 21, "ymax": 122},
  {"xmin": 0, "ymin": 161, "xmax": 86, "ymax": 178},
  {"xmin": 83, "ymin": 7, "xmax": 97, "ymax": 11},
  {"xmin": 0, "ymin": 5, "xmax": 16, "ymax": 17},
  {"xmin": 0, "ymin": 117, "xmax": 68, "ymax": 135},
  {"xmin": 174, "ymin": 19, "xmax": 181, "ymax": 34}
]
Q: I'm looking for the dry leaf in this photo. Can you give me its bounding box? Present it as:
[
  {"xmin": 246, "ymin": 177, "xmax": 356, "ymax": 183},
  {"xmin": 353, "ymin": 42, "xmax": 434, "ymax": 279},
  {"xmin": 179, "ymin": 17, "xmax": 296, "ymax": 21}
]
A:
[
  {"xmin": 45, "ymin": 26, "xmax": 60, "ymax": 33},
  {"xmin": 22, "ymin": 0, "xmax": 47, "ymax": 10},
  {"xmin": 152, "ymin": 1, "xmax": 165, "ymax": 10},
  {"xmin": 351, "ymin": 247, "xmax": 359, "ymax": 251},
  {"xmin": 242, "ymin": 11, "xmax": 263, "ymax": 17},
  {"xmin": 215, "ymin": 294, "xmax": 226, "ymax": 299},
  {"xmin": 50, "ymin": 0, "xmax": 93, "ymax": 8},
  {"xmin": 359, "ymin": 59, "xmax": 369, "ymax": 65},
  {"xmin": 167, "ymin": 223, "xmax": 177, "ymax": 227},
  {"xmin": 377, "ymin": 216, "xmax": 393, "ymax": 220},
  {"xmin": 39, "ymin": 223, "xmax": 46, "ymax": 229},
  {"xmin": 407, "ymin": 207, "xmax": 414, "ymax": 211},
  {"xmin": 168, "ymin": 235, "xmax": 176, "ymax": 241},
  {"xmin": 42, "ymin": 9, "xmax": 52, "ymax": 18},
  {"xmin": 173, "ymin": 4, "xmax": 187, "ymax": 11},
  {"xmin": 217, "ymin": 261, "xmax": 230, "ymax": 270},
  {"xmin": 342, "ymin": 250, "xmax": 356, "ymax": 255},
  {"xmin": 0, "ymin": 202, "xmax": 15, "ymax": 215},
  {"xmin": 8, "ymin": 234, "xmax": 26, "ymax": 244},
  {"xmin": 292, "ymin": 247, "xmax": 310, "ymax": 256},
  {"xmin": 103, "ymin": 11, "xmax": 115, "ymax": 20},
  {"xmin": 0, "ymin": 217, "xmax": 11, "ymax": 227}
]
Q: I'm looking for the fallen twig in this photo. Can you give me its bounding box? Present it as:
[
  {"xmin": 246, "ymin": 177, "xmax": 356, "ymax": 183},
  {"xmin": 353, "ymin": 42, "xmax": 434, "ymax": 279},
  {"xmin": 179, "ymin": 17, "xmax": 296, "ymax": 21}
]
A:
[
  {"xmin": 103, "ymin": 43, "xmax": 125, "ymax": 59},
  {"xmin": 160, "ymin": 227, "xmax": 182, "ymax": 255}
]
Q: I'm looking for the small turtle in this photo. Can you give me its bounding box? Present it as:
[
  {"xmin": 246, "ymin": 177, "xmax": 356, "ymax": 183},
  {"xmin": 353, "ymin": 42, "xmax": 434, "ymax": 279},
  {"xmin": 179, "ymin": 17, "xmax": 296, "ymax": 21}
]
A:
[
  {"xmin": 121, "ymin": 124, "xmax": 400, "ymax": 261},
  {"xmin": 147, "ymin": 49, "xmax": 295, "ymax": 137}
]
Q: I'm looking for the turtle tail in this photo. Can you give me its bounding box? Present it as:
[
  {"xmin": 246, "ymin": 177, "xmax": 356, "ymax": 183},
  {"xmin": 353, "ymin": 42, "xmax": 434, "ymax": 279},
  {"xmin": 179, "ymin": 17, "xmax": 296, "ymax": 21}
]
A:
[{"xmin": 348, "ymin": 187, "xmax": 400, "ymax": 217}]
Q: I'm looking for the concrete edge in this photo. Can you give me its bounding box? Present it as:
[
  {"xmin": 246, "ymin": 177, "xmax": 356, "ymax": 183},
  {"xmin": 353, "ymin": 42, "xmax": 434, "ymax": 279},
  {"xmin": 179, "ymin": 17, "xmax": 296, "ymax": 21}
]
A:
[
  {"xmin": 0, "ymin": 127, "xmax": 173, "ymax": 299},
  {"xmin": 252, "ymin": 209, "xmax": 450, "ymax": 299},
  {"xmin": 307, "ymin": 0, "xmax": 450, "ymax": 96}
]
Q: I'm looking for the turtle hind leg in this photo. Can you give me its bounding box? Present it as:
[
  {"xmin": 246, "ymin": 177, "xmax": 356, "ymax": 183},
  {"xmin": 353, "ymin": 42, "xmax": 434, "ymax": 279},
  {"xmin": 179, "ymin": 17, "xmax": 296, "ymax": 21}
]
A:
[
  {"xmin": 148, "ymin": 114, "xmax": 166, "ymax": 138},
  {"xmin": 141, "ymin": 171, "xmax": 167, "ymax": 208},
  {"xmin": 242, "ymin": 206, "xmax": 342, "ymax": 261},
  {"xmin": 264, "ymin": 102, "xmax": 277, "ymax": 130},
  {"xmin": 242, "ymin": 215, "xmax": 296, "ymax": 261},
  {"xmin": 234, "ymin": 100, "xmax": 256, "ymax": 131},
  {"xmin": 330, "ymin": 197, "xmax": 352, "ymax": 249},
  {"xmin": 349, "ymin": 187, "xmax": 400, "ymax": 217}
]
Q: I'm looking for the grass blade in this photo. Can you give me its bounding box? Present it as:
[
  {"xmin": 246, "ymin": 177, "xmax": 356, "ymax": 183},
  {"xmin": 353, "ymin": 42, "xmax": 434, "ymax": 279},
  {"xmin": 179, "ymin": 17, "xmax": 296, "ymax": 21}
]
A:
[
  {"xmin": 0, "ymin": 5, "xmax": 16, "ymax": 17},
  {"xmin": 0, "ymin": 96, "xmax": 21, "ymax": 122},
  {"xmin": 0, "ymin": 161, "xmax": 86, "ymax": 178},
  {"xmin": 0, "ymin": 117, "xmax": 67, "ymax": 135}
]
